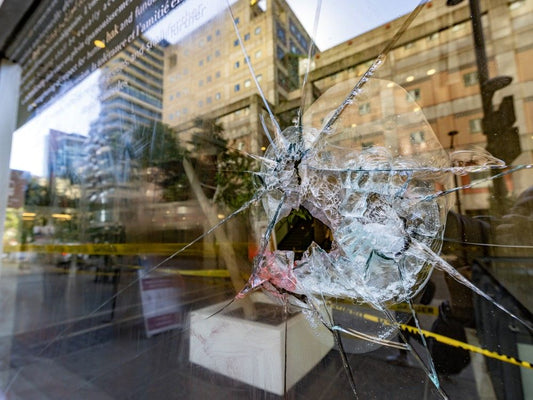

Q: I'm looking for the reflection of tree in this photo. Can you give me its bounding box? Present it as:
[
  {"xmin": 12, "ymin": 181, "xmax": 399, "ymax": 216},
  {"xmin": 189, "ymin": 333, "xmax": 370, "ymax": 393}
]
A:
[
  {"xmin": 131, "ymin": 122, "xmax": 190, "ymax": 202},
  {"xmin": 3, "ymin": 209, "xmax": 21, "ymax": 247},
  {"xmin": 186, "ymin": 118, "xmax": 255, "ymax": 312},
  {"xmin": 282, "ymin": 52, "xmax": 301, "ymax": 92},
  {"xmin": 25, "ymin": 178, "xmax": 50, "ymax": 206},
  {"xmin": 192, "ymin": 118, "xmax": 256, "ymax": 210}
]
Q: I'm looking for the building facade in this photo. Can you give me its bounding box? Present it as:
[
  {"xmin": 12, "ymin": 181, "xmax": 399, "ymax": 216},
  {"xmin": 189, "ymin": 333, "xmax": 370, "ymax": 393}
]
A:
[
  {"xmin": 163, "ymin": 0, "xmax": 532, "ymax": 214},
  {"xmin": 82, "ymin": 36, "xmax": 165, "ymax": 241},
  {"xmin": 290, "ymin": 0, "xmax": 533, "ymax": 213},
  {"xmin": 162, "ymin": 0, "xmax": 313, "ymax": 153}
]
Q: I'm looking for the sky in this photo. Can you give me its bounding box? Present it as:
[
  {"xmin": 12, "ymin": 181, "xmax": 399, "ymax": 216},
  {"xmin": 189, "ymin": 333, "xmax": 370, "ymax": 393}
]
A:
[
  {"xmin": 9, "ymin": 0, "xmax": 421, "ymax": 177},
  {"xmin": 287, "ymin": 0, "xmax": 420, "ymax": 50}
]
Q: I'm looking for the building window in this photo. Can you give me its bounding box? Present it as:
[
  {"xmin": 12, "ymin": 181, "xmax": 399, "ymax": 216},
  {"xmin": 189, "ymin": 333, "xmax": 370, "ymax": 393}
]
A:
[
  {"xmin": 509, "ymin": 0, "xmax": 525, "ymax": 10},
  {"xmin": 427, "ymin": 32, "xmax": 439, "ymax": 41},
  {"xmin": 289, "ymin": 19, "xmax": 308, "ymax": 51},
  {"xmin": 168, "ymin": 54, "xmax": 177, "ymax": 68},
  {"xmin": 199, "ymin": 80, "xmax": 203, "ymax": 87},
  {"xmin": 255, "ymin": 50, "xmax": 262, "ymax": 59},
  {"xmin": 215, "ymin": 92, "xmax": 221, "ymax": 100},
  {"xmin": 234, "ymin": 84, "xmax": 240, "ymax": 92},
  {"xmin": 276, "ymin": 21, "xmax": 286, "ymax": 45},
  {"xmin": 277, "ymin": 69, "xmax": 289, "ymax": 90},
  {"xmin": 198, "ymin": 101, "xmax": 203, "ymax": 107},
  {"xmin": 235, "ymin": 61, "xmax": 240, "ymax": 69},
  {"xmin": 207, "ymin": 35, "xmax": 212, "ymax": 42},
  {"xmin": 469, "ymin": 118, "xmax": 482, "ymax": 133},
  {"xmin": 358, "ymin": 102, "xmax": 371, "ymax": 115},
  {"xmin": 206, "ymin": 55, "xmax": 211, "ymax": 62},
  {"xmin": 289, "ymin": 19, "xmax": 298, "ymax": 35},
  {"xmin": 207, "ymin": 75, "xmax": 212, "ymax": 83},
  {"xmin": 183, "ymin": 108, "xmax": 188, "ymax": 114},
  {"xmin": 169, "ymin": 95, "xmax": 174, "ymax": 101},
  {"xmin": 199, "ymin": 59, "xmax": 203, "ymax": 66},
  {"xmin": 176, "ymin": 91, "xmax": 180, "ymax": 98},
  {"xmin": 406, "ymin": 88, "xmax": 421, "ymax": 102},
  {"xmin": 410, "ymin": 131, "xmax": 425, "ymax": 144},
  {"xmin": 216, "ymin": 29, "xmax": 221, "ymax": 36},
  {"xmin": 234, "ymin": 39, "xmax": 239, "ymax": 47},
  {"xmin": 452, "ymin": 22, "xmax": 466, "ymax": 32},
  {"xmin": 277, "ymin": 46, "xmax": 284, "ymax": 60},
  {"xmin": 234, "ymin": 17, "xmax": 240, "ymax": 25},
  {"xmin": 215, "ymin": 50, "xmax": 221, "ymax": 57},
  {"xmin": 206, "ymin": 97, "xmax": 212, "ymax": 104},
  {"xmin": 255, "ymin": 26, "xmax": 261, "ymax": 35},
  {"xmin": 290, "ymin": 40, "xmax": 300, "ymax": 55},
  {"xmin": 215, "ymin": 71, "xmax": 221, "ymax": 78},
  {"xmin": 257, "ymin": 74, "xmax": 263, "ymax": 82},
  {"xmin": 244, "ymin": 79, "xmax": 251, "ymax": 88},
  {"xmin": 244, "ymin": 33, "xmax": 250, "ymax": 41},
  {"xmin": 463, "ymin": 71, "xmax": 479, "ymax": 87}
]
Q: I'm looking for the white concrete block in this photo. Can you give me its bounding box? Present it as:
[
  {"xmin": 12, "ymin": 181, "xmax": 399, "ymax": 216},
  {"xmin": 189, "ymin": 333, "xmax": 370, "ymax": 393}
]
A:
[{"xmin": 189, "ymin": 297, "xmax": 333, "ymax": 395}]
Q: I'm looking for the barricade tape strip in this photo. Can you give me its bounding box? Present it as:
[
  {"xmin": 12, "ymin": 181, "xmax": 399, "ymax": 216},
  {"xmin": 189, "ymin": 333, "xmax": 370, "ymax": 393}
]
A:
[
  {"xmin": 329, "ymin": 303, "xmax": 532, "ymax": 370},
  {"xmin": 8, "ymin": 244, "xmax": 531, "ymax": 368},
  {"xmin": 4, "ymin": 242, "xmax": 248, "ymax": 256}
]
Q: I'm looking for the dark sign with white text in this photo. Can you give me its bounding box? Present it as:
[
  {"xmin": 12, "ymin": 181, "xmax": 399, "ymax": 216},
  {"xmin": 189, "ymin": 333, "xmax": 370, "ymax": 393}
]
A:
[{"xmin": 6, "ymin": 0, "xmax": 191, "ymax": 126}]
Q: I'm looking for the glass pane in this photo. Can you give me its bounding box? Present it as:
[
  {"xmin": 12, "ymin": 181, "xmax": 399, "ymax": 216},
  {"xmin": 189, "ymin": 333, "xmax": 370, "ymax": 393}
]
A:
[{"xmin": 1, "ymin": 0, "xmax": 532, "ymax": 398}]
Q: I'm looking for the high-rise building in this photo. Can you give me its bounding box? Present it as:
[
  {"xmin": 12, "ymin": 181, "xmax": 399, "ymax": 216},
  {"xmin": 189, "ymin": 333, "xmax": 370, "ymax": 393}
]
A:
[
  {"xmin": 93, "ymin": 36, "xmax": 164, "ymax": 138},
  {"xmin": 82, "ymin": 36, "xmax": 165, "ymax": 241},
  {"xmin": 162, "ymin": 0, "xmax": 313, "ymax": 154},
  {"xmin": 47, "ymin": 129, "xmax": 86, "ymax": 205},
  {"xmin": 163, "ymin": 0, "xmax": 532, "ymax": 214}
]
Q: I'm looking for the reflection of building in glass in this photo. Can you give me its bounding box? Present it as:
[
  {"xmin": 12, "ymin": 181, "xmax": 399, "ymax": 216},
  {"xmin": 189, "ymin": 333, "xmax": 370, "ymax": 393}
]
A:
[
  {"xmin": 299, "ymin": 0, "xmax": 532, "ymax": 213},
  {"xmin": 7, "ymin": 170, "xmax": 28, "ymax": 209},
  {"xmin": 47, "ymin": 129, "xmax": 86, "ymax": 205},
  {"xmin": 82, "ymin": 36, "xmax": 164, "ymax": 241},
  {"xmin": 161, "ymin": 0, "xmax": 532, "ymax": 214},
  {"xmin": 163, "ymin": 0, "xmax": 313, "ymax": 153},
  {"xmin": 92, "ymin": 36, "xmax": 164, "ymax": 137}
]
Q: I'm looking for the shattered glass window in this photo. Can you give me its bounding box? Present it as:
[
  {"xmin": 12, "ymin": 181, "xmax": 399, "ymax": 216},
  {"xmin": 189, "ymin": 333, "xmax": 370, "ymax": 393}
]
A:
[{"xmin": 1, "ymin": 0, "xmax": 533, "ymax": 399}]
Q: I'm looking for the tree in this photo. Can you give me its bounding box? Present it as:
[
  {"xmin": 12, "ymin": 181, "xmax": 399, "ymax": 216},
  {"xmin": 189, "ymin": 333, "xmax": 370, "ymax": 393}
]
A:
[
  {"xmin": 131, "ymin": 122, "xmax": 190, "ymax": 202},
  {"xmin": 25, "ymin": 178, "xmax": 51, "ymax": 207},
  {"xmin": 191, "ymin": 118, "xmax": 257, "ymax": 210},
  {"xmin": 129, "ymin": 119, "xmax": 257, "ymax": 314},
  {"xmin": 187, "ymin": 119, "xmax": 257, "ymax": 315}
]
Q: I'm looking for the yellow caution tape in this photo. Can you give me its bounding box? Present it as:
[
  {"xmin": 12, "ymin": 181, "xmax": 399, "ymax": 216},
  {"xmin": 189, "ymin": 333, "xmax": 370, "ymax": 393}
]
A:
[
  {"xmin": 162, "ymin": 268, "xmax": 230, "ymax": 278},
  {"xmin": 4, "ymin": 242, "xmax": 247, "ymax": 256},
  {"xmin": 389, "ymin": 303, "xmax": 439, "ymax": 316},
  {"xmin": 8, "ymin": 243, "xmax": 530, "ymax": 369},
  {"xmin": 48, "ymin": 262, "xmax": 231, "ymax": 279},
  {"xmin": 12, "ymin": 251, "xmax": 530, "ymax": 369},
  {"xmin": 333, "ymin": 297, "xmax": 439, "ymax": 316},
  {"xmin": 330, "ymin": 303, "xmax": 532, "ymax": 370}
]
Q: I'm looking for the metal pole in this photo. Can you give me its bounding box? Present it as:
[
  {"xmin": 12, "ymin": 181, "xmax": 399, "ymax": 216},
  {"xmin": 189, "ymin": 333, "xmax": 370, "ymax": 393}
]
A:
[
  {"xmin": 476, "ymin": 1, "xmax": 509, "ymax": 215},
  {"xmin": 463, "ymin": 0, "xmax": 508, "ymax": 214},
  {"xmin": 468, "ymin": 0, "xmax": 491, "ymax": 116},
  {"xmin": 448, "ymin": 130, "xmax": 463, "ymax": 215}
]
